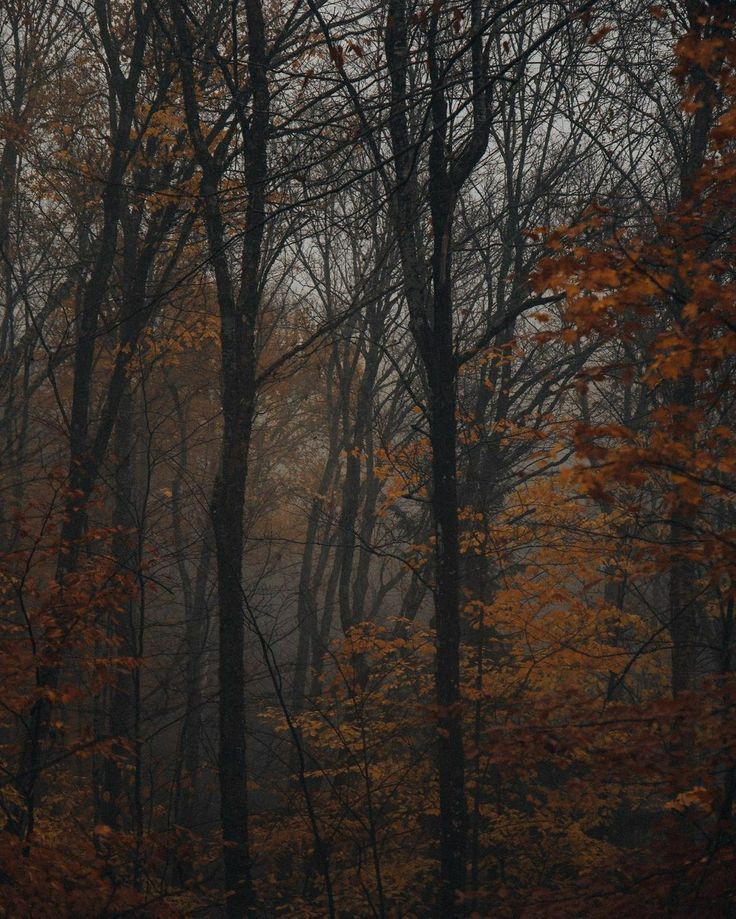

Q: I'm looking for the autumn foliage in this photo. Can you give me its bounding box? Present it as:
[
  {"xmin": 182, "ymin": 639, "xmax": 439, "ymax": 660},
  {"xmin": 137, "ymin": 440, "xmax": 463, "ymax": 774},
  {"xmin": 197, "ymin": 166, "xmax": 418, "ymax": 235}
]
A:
[{"xmin": 1, "ymin": 1, "xmax": 735, "ymax": 917}]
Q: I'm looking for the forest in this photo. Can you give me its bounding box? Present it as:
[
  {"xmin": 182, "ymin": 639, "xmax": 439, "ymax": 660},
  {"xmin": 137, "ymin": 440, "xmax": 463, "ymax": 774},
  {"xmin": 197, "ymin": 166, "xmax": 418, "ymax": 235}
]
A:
[{"xmin": 0, "ymin": 0, "xmax": 735, "ymax": 915}]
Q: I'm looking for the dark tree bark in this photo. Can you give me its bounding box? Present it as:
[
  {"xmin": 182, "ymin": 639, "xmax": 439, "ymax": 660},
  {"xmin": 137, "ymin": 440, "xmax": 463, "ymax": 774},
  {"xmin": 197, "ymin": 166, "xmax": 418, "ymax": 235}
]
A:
[
  {"xmin": 99, "ymin": 378, "xmax": 137, "ymax": 834},
  {"xmin": 13, "ymin": 0, "xmax": 153, "ymax": 838},
  {"xmin": 335, "ymin": 304, "xmax": 384, "ymax": 636},
  {"xmin": 169, "ymin": 0, "xmax": 270, "ymax": 911},
  {"xmin": 668, "ymin": 0, "xmax": 727, "ymax": 695},
  {"xmin": 292, "ymin": 396, "xmax": 341, "ymax": 715},
  {"xmin": 168, "ymin": 380, "xmax": 213, "ymax": 840},
  {"xmin": 382, "ymin": 0, "xmax": 496, "ymax": 906}
]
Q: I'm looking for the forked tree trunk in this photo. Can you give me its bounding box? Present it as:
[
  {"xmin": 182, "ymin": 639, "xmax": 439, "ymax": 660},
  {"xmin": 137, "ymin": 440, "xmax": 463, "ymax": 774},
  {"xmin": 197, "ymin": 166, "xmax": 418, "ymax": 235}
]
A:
[{"xmin": 170, "ymin": 0, "xmax": 269, "ymax": 911}]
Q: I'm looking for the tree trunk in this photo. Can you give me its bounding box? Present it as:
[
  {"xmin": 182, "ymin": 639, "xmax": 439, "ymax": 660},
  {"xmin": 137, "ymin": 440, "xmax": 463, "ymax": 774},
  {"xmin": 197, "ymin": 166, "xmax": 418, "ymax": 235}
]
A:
[
  {"xmin": 169, "ymin": 0, "xmax": 269, "ymax": 909},
  {"xmin": 100, "ymin": 378, "xmax": 137, "ymax": 832},
  {"xmin": 426, "ymin": 276, "xmax": 467, "ymax": 916}
]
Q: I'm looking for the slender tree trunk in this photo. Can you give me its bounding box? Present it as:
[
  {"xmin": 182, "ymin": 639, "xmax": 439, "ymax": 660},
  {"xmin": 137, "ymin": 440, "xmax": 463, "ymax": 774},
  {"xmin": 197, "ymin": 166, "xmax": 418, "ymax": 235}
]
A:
[
  {"xmin": 100, "ymin": 378, "xmax": 137, "ymax": 831},
  {"xmin": 667, "ymin": 0, "xmax": 726, "ymax": 695},
  {"xmin": 669, "ymin": 373, "xmax": 698, "ymax": 696},
  {"xmin": 426, "ymin": 310, "xmax": 467, "ymax": 915},
  {"xmin": 292, "ymin": 414, "xmax": 340, "ymax": 714},
  {"xmin": 382, "ymin": 0, "xmax": 472, "ymax": 906},
  {"xmin": 170, "ymin": 0, "xmax": 269, "ymax": 909},
  {"xmin": 310, "ymin": 543, "xmax": 342, "ymax": 697},
  {"xmin": 180, "ymin": 533, "xmax": 212, "ymax": 833}
]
